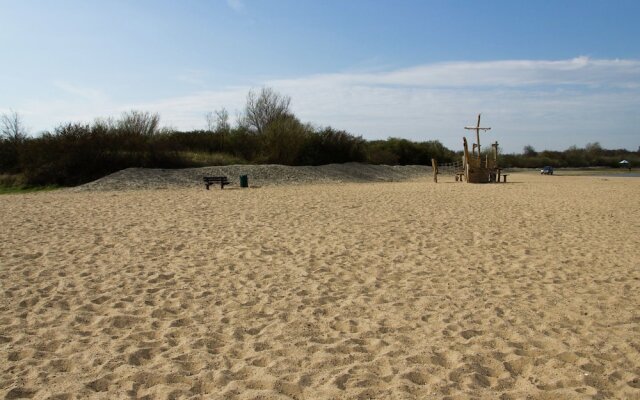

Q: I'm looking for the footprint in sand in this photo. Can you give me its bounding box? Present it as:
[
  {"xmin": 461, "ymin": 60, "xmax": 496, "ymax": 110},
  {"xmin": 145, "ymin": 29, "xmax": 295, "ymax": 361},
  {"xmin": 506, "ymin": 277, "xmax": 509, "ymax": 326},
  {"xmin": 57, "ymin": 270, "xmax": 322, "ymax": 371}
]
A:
[
  {"xmin": 460, "ymin": 329, "xmax": 483, "ymax": 339},
  {"xmin": 86, "ymin": 376, "xmax": 112, "ymax": 392},
  {"xmin": 4, "ymin": 387, "xmax": 37, "ymax": 399},
  {"xmin": 128, "ymin": 348, "xmax": 157, "ymax": 366},
  {"xmin": 402, "ymin": 370, "xmax": 431, "ymax": 385},
  {"xmin": 334, "ymin": 373, "xmax": 350, "ymax": 390},
  {"xmin": 109, "ymin": 315, "xmax": 140, "ymax": 329},
  {"xmin": 274, "ymin": 380, "xmax": 305, "ymax": 399},
  {"xmin": 91, "ymin": 295, "xmax": 110, "ymax": 305},
  {"xmin": 7, "ymin": 349, "xmax": 34, "ymax": 362},
  {"xmin": 48, "ymin": 358, "xmax": 73, "ymax": 373}
]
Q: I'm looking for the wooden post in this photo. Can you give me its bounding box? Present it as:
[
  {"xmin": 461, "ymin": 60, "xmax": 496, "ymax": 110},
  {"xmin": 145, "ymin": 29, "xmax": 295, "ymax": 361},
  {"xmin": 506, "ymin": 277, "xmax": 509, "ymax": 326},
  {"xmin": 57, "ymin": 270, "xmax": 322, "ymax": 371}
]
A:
[
  {"xmin": 463, "ymin": 137, "xmax": 469, "ymax": 163},
  {"xmin": 475, "ymin": 114, "xmax": 481, "ymax": 156},
  {"xmin": 431, "ymin": 158, "xmax": 438, "ymax": 183},
  {"xmin": 464, "ymin": 114, "xmax": 491, "ymax": 161},
  {"xmin": 462, "ymin": 137, "xmax": 470, "ymax": 183}
]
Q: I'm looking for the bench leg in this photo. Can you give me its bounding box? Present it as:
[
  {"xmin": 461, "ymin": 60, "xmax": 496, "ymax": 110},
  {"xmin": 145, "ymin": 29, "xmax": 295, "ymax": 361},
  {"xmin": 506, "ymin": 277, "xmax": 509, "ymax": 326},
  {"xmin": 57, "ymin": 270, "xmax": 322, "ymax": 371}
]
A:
[{"xmin": 205, "ymin": 184, "xmax": 210, "ymax": 190}]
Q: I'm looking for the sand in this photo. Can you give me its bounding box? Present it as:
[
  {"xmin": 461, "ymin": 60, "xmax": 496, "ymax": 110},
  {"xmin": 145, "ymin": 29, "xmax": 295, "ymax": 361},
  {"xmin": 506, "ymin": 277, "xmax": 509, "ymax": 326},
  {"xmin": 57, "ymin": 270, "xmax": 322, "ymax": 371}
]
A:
[
  {"xmin": 72, "ymin": 164, "xmax": 432, "ymax": 192},
  {"xmin": 1, "ymin": 172, "xmax": 639, "ymax": 399}
]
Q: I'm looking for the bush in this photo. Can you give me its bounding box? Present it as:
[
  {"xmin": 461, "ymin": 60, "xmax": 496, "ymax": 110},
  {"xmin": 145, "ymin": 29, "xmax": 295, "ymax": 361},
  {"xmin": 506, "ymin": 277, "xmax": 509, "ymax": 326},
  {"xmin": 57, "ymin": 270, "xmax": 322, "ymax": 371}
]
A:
[
  {"xmin": 298, "ymin": 127, "xmax": 367, "ymax": 165},
  {"xmin": 0, "ymin": 173, "xmax": 26, "ymax": 187},
  {"xmin": 177, "ymin": 151, "xmax": 246, "ymax": 166},
  {"xmin": 18, "ymin": 117, "xmax": 186, "ymax": 186},
  {"xmin": 261, "ymin": 114, "xmax": 310, "ymax": 164},
  {"xmin": 0, "ymin": 138, "xmax": 21, "ymax": 173},
  {"xmin": 20, "ymin": 123, "xmax": 113, "ymax": 185},
  {"xmin": 366, "ymin": 138, "xmax": 455, "ymax": 165}
]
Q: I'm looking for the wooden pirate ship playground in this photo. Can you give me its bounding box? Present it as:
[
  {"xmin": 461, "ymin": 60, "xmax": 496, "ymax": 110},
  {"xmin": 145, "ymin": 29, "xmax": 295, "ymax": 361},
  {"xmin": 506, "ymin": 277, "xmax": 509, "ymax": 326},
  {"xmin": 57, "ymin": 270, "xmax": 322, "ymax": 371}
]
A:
[{"xmin": 432, "ymin": 114, "xmax": 506, "ymax": 183}]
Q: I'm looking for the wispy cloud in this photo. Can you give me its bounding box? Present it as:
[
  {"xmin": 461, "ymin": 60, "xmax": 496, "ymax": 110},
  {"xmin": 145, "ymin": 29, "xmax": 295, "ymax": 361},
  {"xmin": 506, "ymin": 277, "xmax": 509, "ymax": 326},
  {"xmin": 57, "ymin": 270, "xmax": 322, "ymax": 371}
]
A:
[
  {"xmin": 137, "ymin": 57, "xmax": 640, "ymax": 150},
  {"xmin": 226, "ymin": 0, "xmax": 245, "ymax": 13},
  {"xmin": 270, "ymin": 56, "xmax": 640, "ymax": 89},
  {"xmin": 15, "ymin": 57, "xmax": 640, "ymax": 151},
  {"xmin": 176, "ymin": 69, "xmax": 208, "ymax": 86},
  {"xmin": 53, "ymin": 80, "xmax": 106, "ymax": 101}
]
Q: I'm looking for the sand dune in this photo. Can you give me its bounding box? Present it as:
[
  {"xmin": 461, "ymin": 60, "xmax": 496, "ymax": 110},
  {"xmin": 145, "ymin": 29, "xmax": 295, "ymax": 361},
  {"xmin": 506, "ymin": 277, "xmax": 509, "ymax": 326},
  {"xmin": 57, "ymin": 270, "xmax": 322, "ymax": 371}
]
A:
[
  {"xmin": 1, "ymin": 172, "xmax": 639, "ymax": 399},
  {"xmin": 72, "ymin": 163, "xmax": 431, "ymax": 191}
]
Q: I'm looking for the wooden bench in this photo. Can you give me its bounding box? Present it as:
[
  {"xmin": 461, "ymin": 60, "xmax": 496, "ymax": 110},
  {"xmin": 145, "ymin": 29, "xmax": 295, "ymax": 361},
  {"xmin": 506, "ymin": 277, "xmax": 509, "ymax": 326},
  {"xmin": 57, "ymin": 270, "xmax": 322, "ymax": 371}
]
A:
[
  {"xmin": 501, "ymin": 174, "xmax": 509, "ymax": 183},
  {"xmin": 203, "ymin": 176, "xmax": 230, "ymax": 190}
]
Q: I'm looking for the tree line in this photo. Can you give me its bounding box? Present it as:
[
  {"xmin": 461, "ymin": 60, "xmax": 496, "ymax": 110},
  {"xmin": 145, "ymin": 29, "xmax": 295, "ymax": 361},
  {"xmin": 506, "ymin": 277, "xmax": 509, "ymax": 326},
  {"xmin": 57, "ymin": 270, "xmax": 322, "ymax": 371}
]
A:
[
  {"xmin": 1, "ymin": 87, "xmax": 637, "ymax": 187},
  {"xmin": 0, "ymin": 88, "xmax": 454, "ymax": 186},
  {"xmin": 501, "ymin": 143, "xmax": 639, "ymax": 169}
]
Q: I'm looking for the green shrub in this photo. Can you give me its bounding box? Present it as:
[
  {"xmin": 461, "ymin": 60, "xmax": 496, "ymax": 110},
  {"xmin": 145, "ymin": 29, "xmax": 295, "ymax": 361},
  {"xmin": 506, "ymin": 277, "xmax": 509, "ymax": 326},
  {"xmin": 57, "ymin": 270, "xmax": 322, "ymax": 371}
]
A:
[
  {"xmin": 262, "ymin": 114, "xmax": 310, "ymax": 164},
  {"xmin": 177, "ymin": 151, "xmax": 247, "ymax": 166},
  {"xmin": 298, "ymin": 127, "xmax": 367, "ymax": 165},
  {"xmin": 0, "ymin": 139, "xmax": 21, "ymax": 173},
  {"xmin": 366, "ymin": 138, "xmax": 455, "ymax": 165}
]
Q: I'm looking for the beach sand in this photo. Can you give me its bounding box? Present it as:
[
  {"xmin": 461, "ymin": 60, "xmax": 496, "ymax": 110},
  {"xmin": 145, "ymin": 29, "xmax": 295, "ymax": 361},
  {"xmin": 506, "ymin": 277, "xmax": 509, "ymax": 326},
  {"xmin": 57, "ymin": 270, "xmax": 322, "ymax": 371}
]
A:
[{"xmin": 1, "ymin": 173, "xmax": 639, "ymax": 399}]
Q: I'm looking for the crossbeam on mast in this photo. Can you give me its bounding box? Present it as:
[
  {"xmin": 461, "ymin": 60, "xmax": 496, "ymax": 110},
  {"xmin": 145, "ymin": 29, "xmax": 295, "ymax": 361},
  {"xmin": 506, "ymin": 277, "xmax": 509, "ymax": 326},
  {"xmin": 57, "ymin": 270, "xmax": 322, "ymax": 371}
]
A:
[{"xmin": 464, "ymin": 113, "xmax": 491, "ymax": 156}]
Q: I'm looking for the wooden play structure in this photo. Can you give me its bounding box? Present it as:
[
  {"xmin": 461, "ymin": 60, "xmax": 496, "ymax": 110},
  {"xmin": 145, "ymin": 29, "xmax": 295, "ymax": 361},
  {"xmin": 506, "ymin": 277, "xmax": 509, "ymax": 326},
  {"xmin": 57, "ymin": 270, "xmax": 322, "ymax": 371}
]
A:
[{"xmin": 432, "ymin": 114, "xmax": 505, "ymax": 183}]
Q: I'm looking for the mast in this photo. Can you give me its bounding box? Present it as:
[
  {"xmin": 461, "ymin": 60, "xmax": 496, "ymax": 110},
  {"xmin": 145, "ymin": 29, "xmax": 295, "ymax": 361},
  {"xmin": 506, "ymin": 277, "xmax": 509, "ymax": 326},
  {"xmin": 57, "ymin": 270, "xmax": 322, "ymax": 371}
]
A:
[{"xmin": 464, "ymin": 114, "xmax": 491, "ymax": 158}]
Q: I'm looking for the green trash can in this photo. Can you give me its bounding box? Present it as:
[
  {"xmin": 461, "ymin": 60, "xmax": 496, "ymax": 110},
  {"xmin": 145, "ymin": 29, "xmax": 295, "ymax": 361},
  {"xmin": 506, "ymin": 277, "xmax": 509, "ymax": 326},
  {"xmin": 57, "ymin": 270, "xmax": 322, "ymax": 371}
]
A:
[{"xmin": 240, "ymin": 175, "xmax": 249, "ymax": 188}]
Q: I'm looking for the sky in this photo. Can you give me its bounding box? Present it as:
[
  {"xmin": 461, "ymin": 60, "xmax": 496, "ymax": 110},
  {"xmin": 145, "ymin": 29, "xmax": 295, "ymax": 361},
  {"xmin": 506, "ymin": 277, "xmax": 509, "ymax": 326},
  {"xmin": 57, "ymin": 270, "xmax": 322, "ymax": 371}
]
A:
[{"xmin": 1, "ymin": 0, "xmax": 639, "ymax": 153}]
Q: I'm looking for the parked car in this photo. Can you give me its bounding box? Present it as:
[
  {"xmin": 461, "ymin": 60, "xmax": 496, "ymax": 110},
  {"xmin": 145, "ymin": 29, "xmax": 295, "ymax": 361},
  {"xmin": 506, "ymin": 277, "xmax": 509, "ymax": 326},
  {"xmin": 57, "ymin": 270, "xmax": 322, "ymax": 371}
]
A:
[{"xmin": 541, "ymin": 166, "xmax": 554, "ymax": 175}]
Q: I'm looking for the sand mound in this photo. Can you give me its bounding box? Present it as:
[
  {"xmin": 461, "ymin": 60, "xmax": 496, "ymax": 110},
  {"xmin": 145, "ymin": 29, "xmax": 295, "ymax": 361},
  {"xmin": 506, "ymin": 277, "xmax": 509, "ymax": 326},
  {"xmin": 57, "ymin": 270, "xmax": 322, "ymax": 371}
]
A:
[{"xmin": 72, "ymin": 163, "xmax": 431, "ymax": 191}]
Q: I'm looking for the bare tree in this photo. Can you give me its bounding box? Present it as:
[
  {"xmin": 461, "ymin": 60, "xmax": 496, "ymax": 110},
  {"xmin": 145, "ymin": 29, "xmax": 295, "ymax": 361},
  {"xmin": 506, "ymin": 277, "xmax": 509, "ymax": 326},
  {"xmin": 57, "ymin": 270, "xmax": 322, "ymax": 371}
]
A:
[
  {"xmin": 1, "ymin": 110, "xmax": 27, "ymax": 143},
  {"xmin": 242, "ymin": 87, "xmax": 291, "ymax": 134},
  {"xmin": 117, "ymin": 110, "xmax": 160, "ymax": 136},
  {"xmin": 205, "ymin": 112, "xmax": 215, "ymax": 131},
  {"xmin": 206, "ymin": 108, "xmax": 230, "ymax": 132},
  {"xmin": 93, "ymin": 116, "xmax": 116, "ymax": 131},
  {"xmin": 235, "ymin": 109, "xmax": 248, "ymax": 129},
  {"xmin": 523, "ymin": 145, "xmax": 537, "ymax": 157},
  {"xmin": 215, "ymin": 108, "xmax": 230, "ymax": 132},
  {"xmin": 585, "ymin": 142, "xmax": 602, "ymax": 154}
]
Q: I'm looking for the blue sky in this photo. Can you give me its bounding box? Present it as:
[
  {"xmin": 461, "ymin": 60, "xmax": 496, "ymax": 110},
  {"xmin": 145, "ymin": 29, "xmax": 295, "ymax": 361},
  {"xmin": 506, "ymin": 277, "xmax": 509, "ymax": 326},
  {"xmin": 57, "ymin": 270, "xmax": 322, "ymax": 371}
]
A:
[{"xmin": 1, "ymin": 0, "xmax": 639, "ymax": 152}]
